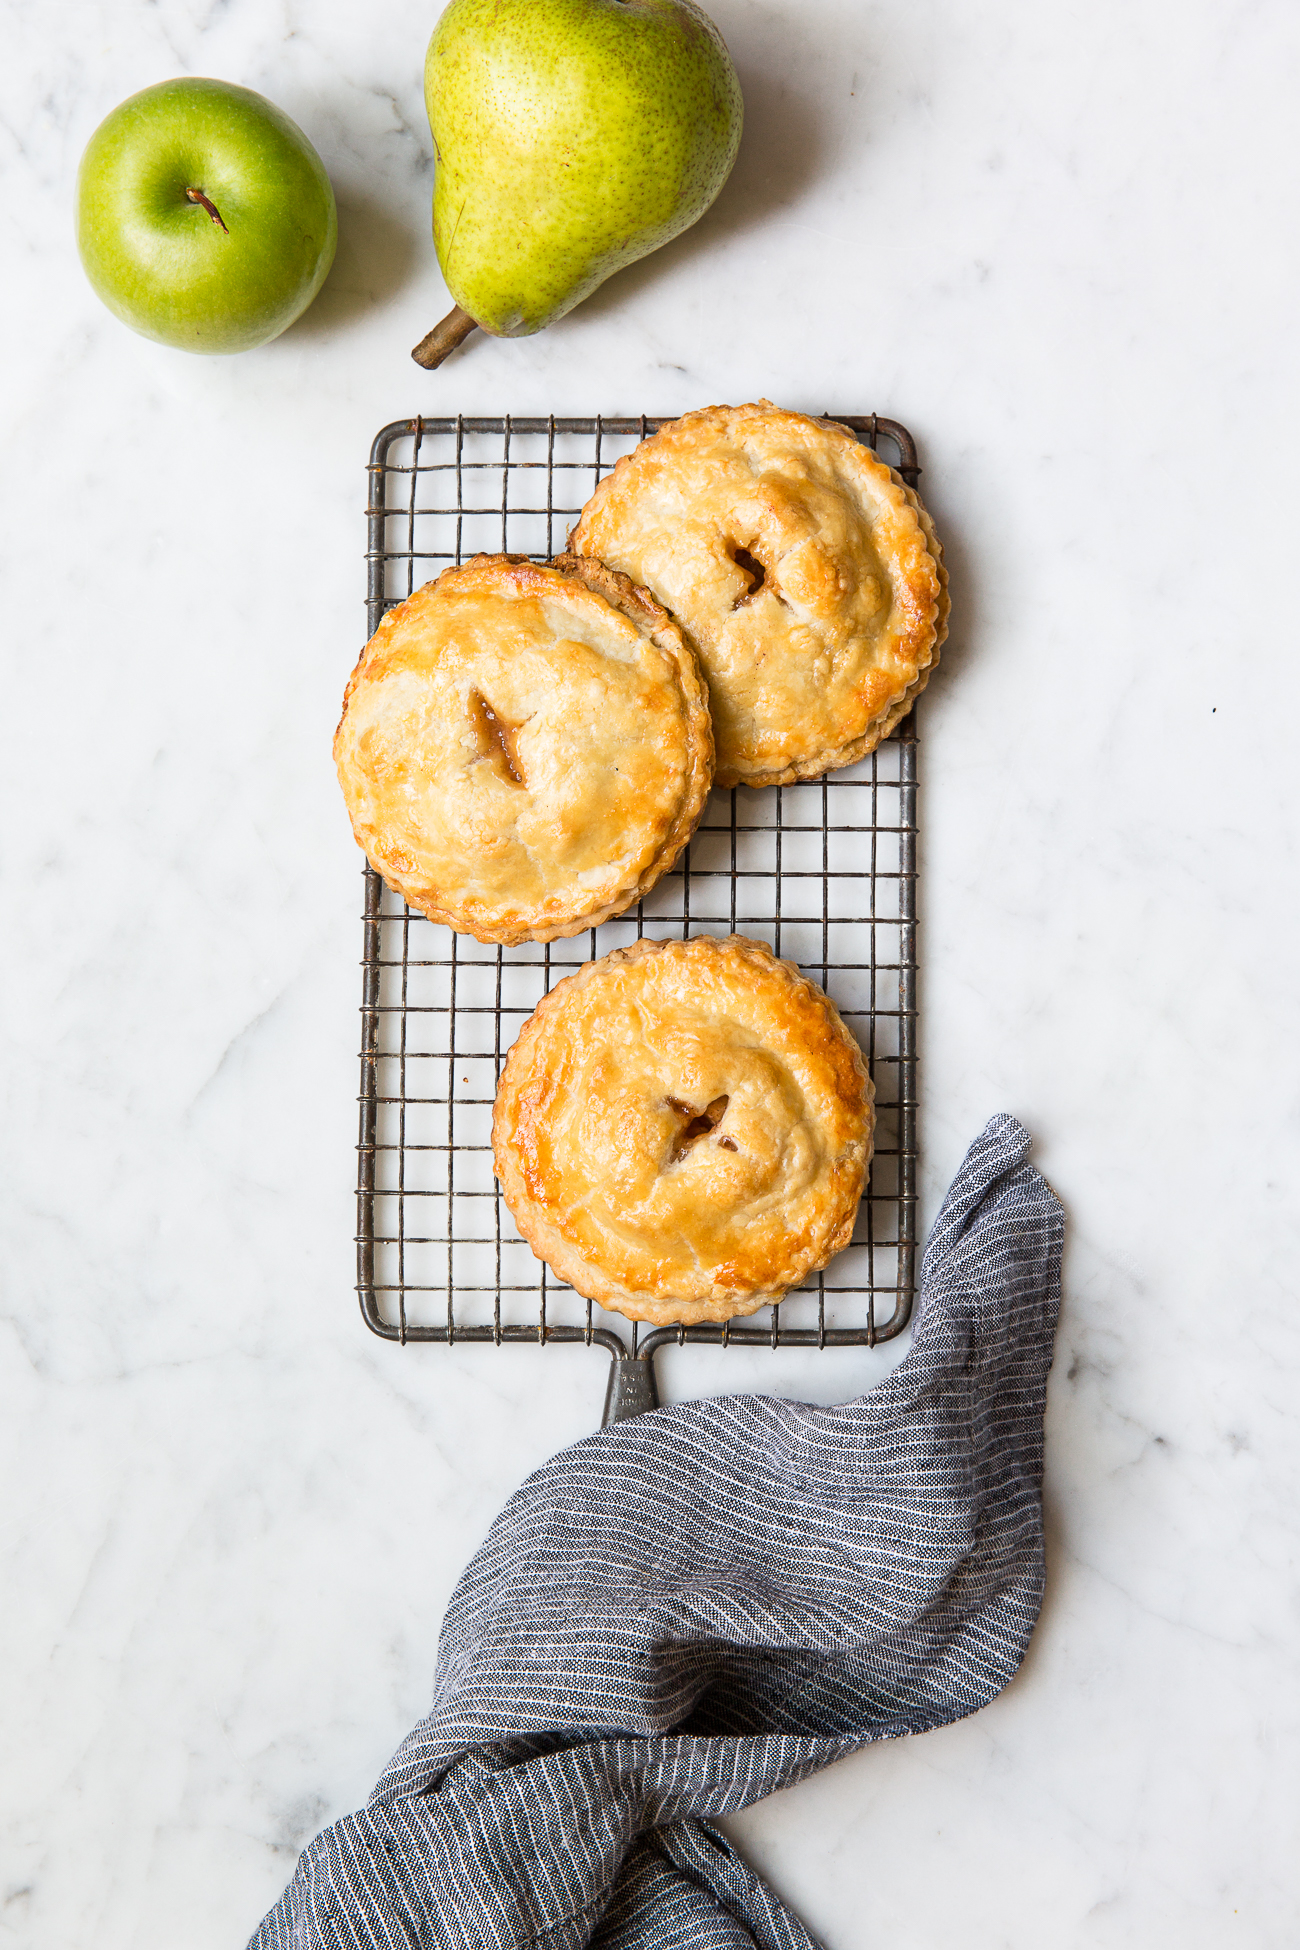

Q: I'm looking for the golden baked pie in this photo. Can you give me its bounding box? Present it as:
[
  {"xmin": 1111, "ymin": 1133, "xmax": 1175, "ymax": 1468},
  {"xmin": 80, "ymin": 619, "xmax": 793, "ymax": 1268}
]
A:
[
  {"xmin": 334, "ymin": 553, "xmax": 713, "ymax": 943},
  {"xmin": 569, "ymin": 402, "xmax": 949, "ymax": 788},
  {"xmin": 493, "ymin": 934, "xmax": 874, "ymax": 1325}
]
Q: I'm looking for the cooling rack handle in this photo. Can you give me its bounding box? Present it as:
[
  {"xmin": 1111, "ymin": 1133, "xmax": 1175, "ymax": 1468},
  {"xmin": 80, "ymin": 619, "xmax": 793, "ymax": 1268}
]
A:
[{"xmin": 602, "ymin": 1351, "xmax": 660, "ymax": 1425}]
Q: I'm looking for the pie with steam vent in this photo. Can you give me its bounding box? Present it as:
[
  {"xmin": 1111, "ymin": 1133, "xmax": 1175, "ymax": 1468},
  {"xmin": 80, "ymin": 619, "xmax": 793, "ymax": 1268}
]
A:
[
  {"xmin": 568, "ymin": 401, "xmax": 950, "ymax": 788},
  {"xmin": 334, "ymin": 552, "xmax": 713, "ymax": 943},
  {"xmin": 492, "ymin": 934, "xmax": 874, "ymax": 1326}
]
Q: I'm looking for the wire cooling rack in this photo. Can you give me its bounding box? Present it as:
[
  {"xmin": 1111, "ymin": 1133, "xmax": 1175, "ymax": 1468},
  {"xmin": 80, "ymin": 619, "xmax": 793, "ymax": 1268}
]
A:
[{"xmin": 356, "ymin": 415, "xmax": 922, "ymax": 1421}]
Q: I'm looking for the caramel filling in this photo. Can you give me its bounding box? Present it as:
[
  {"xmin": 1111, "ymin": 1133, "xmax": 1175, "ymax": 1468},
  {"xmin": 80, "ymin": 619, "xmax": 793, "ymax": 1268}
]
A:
[
  {"xmin": 666, "ymin": 1094, "xmax": 731, "ymax": 1163},
  {"xmin": 469, "ymin": 688, "xmax": 526, "ymax": 786},
  {"xmin": 731, "ymin": 547, "xmax": 766, "ymax": 605}
]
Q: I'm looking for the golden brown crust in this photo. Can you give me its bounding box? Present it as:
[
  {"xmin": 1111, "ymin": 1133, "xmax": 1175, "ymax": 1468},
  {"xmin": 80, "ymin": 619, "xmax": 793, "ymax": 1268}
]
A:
[
  {"xmin": 569, "ymin": 403, "xmax": 949, "ymax": 788},
  {"xmin": 334, "ymin": 553, "xmax": 714, "ymax": 943},
  {"xmin": 492, "ymin": 934, "xmax": 875, "ymax": 1325}
]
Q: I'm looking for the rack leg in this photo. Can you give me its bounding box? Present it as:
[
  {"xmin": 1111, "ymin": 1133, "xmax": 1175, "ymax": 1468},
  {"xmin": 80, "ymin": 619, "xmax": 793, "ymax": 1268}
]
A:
[{"xmin": 602, "ymin": 1354, "xmax": 659, "ymax": 1425}]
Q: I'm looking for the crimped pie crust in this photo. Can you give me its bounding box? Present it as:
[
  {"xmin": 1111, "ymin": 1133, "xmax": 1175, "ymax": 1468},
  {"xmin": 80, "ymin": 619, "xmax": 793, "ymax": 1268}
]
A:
[
  {"xmin": 334, "ymin": 553, "xmax": 714, "ymax": 944},
  {"xmin": 569, "ymin": 402, "xmax": 950, "ymax": 788},
  {"xmin": 493, "ymin": 934, "xmax": 875, "ymax": 1325}
]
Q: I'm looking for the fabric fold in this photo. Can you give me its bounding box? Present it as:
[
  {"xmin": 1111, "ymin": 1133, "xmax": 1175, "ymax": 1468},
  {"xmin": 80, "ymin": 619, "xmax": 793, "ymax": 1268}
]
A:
[{"xmin": 251, "ymin": 1114, "xmax": 1063, "ymax": 1950}]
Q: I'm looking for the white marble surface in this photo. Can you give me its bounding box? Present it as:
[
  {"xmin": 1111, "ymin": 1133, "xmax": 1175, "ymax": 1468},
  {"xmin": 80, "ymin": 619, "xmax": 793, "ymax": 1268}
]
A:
[{"xmin": 2, "ymin": 0, "xmax": 1298, "ymax": 1943}]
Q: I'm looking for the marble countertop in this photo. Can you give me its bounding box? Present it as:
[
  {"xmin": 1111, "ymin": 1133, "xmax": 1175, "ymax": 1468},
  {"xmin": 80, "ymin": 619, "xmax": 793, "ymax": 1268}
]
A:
[{"xmin": 3, "ymin": 1, "xmax": 1297, "ymax": 1943}]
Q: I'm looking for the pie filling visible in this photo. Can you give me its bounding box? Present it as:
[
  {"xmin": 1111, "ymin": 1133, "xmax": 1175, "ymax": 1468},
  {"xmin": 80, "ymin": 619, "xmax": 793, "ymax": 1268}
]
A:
[
  {"xmin": 666, "ymin": 1093, "xmax": 732, "ymax": 1162},
  {"xmin": 492, "ymin": 934, "xmax": 875, "ymax": 1325},
  {"xmin": 730, "ymin": 547, "xmax": 767, "ymax": 604},
  {"xmin": 469, "ymin": 686, "xmax": 527, "ymax": 786},
  {"xmin": 568, "ymin": 402, "xmax": 949, "ymax": 787},
  {"xmin": 334, "ymin": 554, "xmax": 714, "ymax": 943}
]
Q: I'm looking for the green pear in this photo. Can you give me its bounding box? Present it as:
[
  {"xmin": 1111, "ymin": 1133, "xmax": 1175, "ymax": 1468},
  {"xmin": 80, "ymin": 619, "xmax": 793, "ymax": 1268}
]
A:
[{"xmin": 412, "ymin": 0, "xmax": 743, "ymax": 367}]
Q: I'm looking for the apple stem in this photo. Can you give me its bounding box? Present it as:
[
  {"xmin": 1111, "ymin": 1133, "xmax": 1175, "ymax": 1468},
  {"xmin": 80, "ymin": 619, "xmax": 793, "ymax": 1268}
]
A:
[
  {"xmin": 411, "ymin": 306, "xmax": 478, "ymax": 369},
  {"xmin": 185, "ymin": 187, "xmax": 229, "ymax": 234}
]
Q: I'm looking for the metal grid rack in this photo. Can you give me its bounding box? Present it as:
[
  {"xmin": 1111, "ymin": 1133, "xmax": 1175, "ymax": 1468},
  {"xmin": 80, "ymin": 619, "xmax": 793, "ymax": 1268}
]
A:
[{"xmin": 356, "ymin": 415, "xmax": 922, "ymax": 1422}]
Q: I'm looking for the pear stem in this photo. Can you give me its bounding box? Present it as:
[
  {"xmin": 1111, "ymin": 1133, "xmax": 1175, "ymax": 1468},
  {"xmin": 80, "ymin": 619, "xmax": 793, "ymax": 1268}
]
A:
[{"xmin": 412, "ymin": 306, "xmax": 478, "ymax": 369}]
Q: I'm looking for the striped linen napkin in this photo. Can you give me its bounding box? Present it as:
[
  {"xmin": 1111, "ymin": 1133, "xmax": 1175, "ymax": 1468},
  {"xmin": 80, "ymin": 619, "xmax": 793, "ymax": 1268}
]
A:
[{"xmin": 251, "ymin": 1113, "xmax": 1062, "ymax": 1949}]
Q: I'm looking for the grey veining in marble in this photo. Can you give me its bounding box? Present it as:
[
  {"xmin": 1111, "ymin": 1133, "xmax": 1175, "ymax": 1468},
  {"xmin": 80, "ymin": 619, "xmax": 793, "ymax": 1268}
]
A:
[{"xmin": 1, "ymin": 1, "xmax": 1298, "ymax": 1945}]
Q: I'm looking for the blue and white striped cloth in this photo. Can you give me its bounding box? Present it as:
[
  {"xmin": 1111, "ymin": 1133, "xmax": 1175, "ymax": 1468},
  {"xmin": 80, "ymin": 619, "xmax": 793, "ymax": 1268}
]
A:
[{"xmin": 252, "ymin": 1114, "xmax": 1062, "ymax": 1949}]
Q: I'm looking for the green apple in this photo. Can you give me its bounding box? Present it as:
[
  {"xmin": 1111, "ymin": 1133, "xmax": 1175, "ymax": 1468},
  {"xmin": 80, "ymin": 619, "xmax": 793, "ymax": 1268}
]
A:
[
  {"xmin": 76, "ymin": 77, "xmax": 337, "ymax": 355},
  {"xmin": 412, "ymin": 0, "xmax": 743, "ymax": 367}
]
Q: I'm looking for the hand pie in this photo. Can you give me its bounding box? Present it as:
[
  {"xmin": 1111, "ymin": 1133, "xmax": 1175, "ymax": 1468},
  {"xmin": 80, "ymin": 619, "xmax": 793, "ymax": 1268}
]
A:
[
  {"xmin": 493, "ymin": 934, "xmax": 874, "ymax": 1325},
  {"xmin": 569, "ymin": 401, "xmax": 949, "ymax": 788},
  {"xmin": 334, "ymin": 553, "xmax": 713, "ymax": 943}
]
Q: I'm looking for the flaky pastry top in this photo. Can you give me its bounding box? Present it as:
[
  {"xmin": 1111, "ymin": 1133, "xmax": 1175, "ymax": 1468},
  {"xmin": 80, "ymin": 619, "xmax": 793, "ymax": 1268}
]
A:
[
  {"xmin": 570, "ymin": 402, "xmax": 950, "ymax": 787},
  {"xmin": 334, "ymin": 554, "xmax": 713, "ymax": 943},
  {"xmin": 493, "ymin": 935, "xmax": 874, "ymax": 1325}
]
